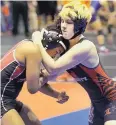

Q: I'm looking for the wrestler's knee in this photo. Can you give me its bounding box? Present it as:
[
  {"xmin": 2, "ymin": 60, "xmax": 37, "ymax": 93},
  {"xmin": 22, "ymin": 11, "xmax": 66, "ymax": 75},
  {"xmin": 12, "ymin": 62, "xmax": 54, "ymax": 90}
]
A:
[
  {"xmin": 105, "ymin": 120, "xmax": 116, "ymax": 125},
  {"xmin": 20, "ymin": 104, "xmax": 38, "ymax": 122}
]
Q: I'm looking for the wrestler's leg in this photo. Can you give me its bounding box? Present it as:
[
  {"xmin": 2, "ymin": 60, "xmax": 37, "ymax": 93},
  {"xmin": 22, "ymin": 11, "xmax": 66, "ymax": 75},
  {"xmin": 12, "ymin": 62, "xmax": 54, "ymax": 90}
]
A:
[
  {"xmin": 104, "ymin": 101, "xmax": 116, "ymax": 125},
  {"xmin": 1, "ymin": 109, "xmax": 25, "ymax": 125},
  {"xmin": 19, "ymin": 104, "xmax": 42, "ymax": 125},
  {"xmin": 105, "ymin": 120, "xmax": 116, "ymax": 125}
]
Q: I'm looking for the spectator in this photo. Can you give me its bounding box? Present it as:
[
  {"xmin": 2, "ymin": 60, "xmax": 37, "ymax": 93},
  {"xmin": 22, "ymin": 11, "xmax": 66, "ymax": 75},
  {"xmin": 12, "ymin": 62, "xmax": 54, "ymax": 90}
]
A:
[
  {"xmin": 11, "ymin": 1, "xmax": 29, "ymax": 37},
  {"xmin": 28, "ymin": 1, "xmax": 38, "ymax": 32}
]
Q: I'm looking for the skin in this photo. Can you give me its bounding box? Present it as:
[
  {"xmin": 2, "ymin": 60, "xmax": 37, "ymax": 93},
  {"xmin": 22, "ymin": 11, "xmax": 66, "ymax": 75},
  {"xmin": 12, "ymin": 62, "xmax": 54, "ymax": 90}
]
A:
[
  {"xmin": 60, "ymin": 18, "xmax": 116, "ymax": 125},
  {"xmin": 1, "ymin": 40, "xmax": 68, "ymax": 125},
  {"xmin": 61, "ymin": 18, "xmax": 74, "ymax": 40},
  {"xmin": 33, "ymin": 19, "xmax": 82, "ymax": 74},
  {"xmin": 47, "ymin": 45, "xmax": 64, "ymax": 58},
  {"xmin": 33, "ymin": 18, "xmax": 116, "ymax": 125},
  {"xmin": 60, "ymin": 18, "xmax": 81, "ymax": 47}
]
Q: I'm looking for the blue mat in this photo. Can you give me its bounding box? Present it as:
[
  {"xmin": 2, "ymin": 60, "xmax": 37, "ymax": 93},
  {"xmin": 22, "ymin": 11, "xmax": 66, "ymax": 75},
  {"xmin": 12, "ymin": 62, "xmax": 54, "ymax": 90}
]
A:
[{"xmin": 42, "ymin": 108, "xmax": 89, "ymax": 125}]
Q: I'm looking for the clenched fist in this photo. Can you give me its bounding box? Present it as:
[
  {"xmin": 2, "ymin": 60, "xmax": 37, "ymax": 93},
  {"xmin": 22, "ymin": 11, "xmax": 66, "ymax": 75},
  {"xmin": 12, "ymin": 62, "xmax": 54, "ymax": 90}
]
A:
[{"xmin": 57, "ymin": 91, "xmax": 69, "ymax": 104}]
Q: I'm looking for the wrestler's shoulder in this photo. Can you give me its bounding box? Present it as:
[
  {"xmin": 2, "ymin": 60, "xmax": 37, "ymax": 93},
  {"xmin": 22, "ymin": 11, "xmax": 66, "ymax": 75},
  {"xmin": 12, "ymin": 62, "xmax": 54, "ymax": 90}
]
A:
[
  {"xmin": 81, "ymin": 39, "xmax": 96, "ymax": 49},
  {"xmin": 17, "ymin": 39, "xmax": 41, "ymax": 56}
]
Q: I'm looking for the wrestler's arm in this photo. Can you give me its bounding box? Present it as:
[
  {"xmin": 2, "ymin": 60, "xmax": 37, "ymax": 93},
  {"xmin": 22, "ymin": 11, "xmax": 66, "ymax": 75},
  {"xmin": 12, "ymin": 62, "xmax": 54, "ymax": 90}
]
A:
[
  {"xmin": 39, "ymin": 83, "xmax": 60, "ymax": 98},
  {"xmin": 38, "ymin": 82, "xmax": 69, "ymax": 104},
  {"xmin": 37, "ymin": 68, "xmax": 69, "ymax": 100},
  {"xmin": 25, "ymin": 43, "xmax": 43, "ymax": 94},
  {"xmin": 37, "ymin": 36, "xmax": 92, "ymax": 75},
  {"xmin": 25, "ymin": 73, "xmax": 59, "ymax": 98},
  {"xmin": 38, "ymin": 76, "xmax": 69, "ymax": 102}
]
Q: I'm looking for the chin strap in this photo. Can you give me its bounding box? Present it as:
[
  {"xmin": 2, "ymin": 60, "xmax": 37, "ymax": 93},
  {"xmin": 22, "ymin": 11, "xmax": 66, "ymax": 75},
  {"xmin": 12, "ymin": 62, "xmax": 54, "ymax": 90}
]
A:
[{"xmin": 69, "ymin": 32, "xmax": 82, "ymax": 40}]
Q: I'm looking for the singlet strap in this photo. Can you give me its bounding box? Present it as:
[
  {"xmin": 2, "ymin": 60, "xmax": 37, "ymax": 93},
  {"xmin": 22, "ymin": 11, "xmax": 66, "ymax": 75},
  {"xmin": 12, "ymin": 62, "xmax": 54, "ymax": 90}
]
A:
[{"xmin": 78, "ymin": 37, "xmax": 87, "ymax": 43}]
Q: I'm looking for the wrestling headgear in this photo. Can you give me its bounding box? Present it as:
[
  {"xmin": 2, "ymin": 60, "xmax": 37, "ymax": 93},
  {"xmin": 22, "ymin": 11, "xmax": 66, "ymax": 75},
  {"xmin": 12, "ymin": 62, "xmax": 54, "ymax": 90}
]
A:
[
  {"xmin": 57, "ymin": 1, "xmax": 91, "ymax": 39},
  {"xmin": 41, "ymin": 25, "xmax": 70, "ymax": 52}
]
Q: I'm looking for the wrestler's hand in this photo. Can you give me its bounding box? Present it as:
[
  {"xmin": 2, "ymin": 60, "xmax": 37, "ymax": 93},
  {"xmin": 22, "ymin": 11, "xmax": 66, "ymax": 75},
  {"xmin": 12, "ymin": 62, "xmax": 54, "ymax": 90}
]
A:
[
  {"xmin": 32, "ymin": 31, "xmax": 43, "ymax": 44},
  {"xmin": 57, "ymin": 91, "xmax": 69, "ymax": 104},
  {"xmin": 40, "ymin": 68, "xmax": 50, "ymax": 77},
  {"xmin": 39, "ymin": 76, "xmax": 48, "ymax": 87}
]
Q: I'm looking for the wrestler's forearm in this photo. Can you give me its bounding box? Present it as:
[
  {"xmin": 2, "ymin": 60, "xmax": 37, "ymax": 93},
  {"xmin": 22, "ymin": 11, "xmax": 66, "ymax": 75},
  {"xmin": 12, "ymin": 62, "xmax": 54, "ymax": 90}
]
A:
[
  {"xmin": 39, "ymin": 83, "xmax": 60, "ymax": 98},
  {"xmin": 32, "ymin": 31, "xmax": 55, "ymax": 73},
  {"xmin": 39, "ymin": 42, "xmax": 56, "ymax": 73}
]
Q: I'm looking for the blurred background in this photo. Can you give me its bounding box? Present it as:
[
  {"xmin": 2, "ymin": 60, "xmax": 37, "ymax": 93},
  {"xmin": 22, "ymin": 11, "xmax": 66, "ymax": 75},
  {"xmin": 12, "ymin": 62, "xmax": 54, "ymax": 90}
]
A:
[{"xmin": 1, "ymin": 1, "xmax": 116, "ymax": 124}]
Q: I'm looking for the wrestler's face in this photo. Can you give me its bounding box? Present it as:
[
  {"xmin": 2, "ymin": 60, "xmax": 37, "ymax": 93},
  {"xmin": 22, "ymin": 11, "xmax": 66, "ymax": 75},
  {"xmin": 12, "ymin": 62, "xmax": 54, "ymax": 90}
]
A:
[
  {"xmin": 46, "ymin": 46, "xmax": 64, "ymax": 59},
  {"xmin": 61, "ymin": 18, "xmax": 74, "ymax": 40}
]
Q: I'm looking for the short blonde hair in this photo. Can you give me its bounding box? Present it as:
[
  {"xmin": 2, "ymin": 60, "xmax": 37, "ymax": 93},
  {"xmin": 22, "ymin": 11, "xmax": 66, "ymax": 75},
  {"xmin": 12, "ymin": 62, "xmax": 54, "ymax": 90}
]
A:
[{"xmin": 59, "ymin": 1, "xmax": 92, "ymax": 23}]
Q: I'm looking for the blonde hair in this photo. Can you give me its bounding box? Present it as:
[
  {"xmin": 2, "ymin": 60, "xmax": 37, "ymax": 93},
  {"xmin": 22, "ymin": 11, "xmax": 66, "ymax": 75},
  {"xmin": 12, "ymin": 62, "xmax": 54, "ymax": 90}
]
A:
[{"xmin": 59, "ymin": 1, "xmax": 92, "ymax": 23}]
